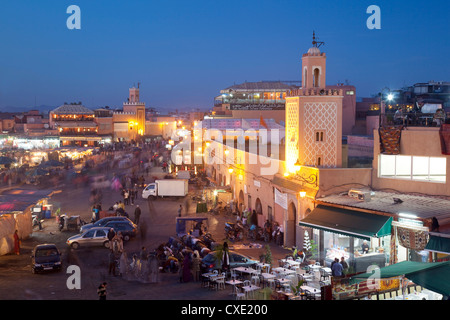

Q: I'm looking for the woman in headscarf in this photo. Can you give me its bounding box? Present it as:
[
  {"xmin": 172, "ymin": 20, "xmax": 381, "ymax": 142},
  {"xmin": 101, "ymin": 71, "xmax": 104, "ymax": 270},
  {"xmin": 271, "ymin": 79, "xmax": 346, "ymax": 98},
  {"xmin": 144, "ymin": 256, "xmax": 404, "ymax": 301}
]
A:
[
  {"xmin": 191, "ymin": 250, "xmax": 201, "ymax": 282},
  {"xmin": 119, "ymin": 250, "xmax": 129, "ymax": 280},
  {"xmin": 182, "ymin": 252, "xmax": 192, "ymax": 283},
  {"xmin": 148, "ymin": 251, "xmax": 159, "ymax": 283}
]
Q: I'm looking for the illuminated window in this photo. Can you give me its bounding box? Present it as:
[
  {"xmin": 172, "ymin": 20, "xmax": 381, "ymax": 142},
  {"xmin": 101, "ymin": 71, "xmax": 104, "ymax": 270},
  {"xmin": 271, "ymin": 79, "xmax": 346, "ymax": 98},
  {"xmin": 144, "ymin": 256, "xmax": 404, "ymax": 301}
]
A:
[{"xmin": 379, "ymin": 154, "xmax": 446, "ymax": 182}]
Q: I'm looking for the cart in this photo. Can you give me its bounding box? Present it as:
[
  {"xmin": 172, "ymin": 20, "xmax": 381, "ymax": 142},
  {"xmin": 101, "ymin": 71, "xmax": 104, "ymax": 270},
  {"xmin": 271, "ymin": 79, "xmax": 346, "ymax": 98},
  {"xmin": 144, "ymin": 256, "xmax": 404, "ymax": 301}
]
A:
[
  {"xmin": 175, "ymin": 217, "xmax": 208, "ymax": 237},
  {"xmin": 59, "ymin": 214, "xmax": 84, "ymax": 232}
]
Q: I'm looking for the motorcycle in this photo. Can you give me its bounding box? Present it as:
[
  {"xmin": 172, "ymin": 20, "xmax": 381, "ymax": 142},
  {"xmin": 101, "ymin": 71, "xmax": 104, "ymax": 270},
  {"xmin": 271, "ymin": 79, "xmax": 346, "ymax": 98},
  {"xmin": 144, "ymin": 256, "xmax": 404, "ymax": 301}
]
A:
[
  {"xmin": 224, "ymin": 222, "xmax": 244, "ymax": 242},
  {"xmin": 199, "ymin": 232, "xmax": 216, "ymax": 249},
  {"xmin": 272, "ymin": 223, "xmax": 284, "ymax": 246},
  {"xmin": 32, "ymin": 214, "xmax": 44, "ymax": 230},
  {"xmin": 248, "ymin": 224, "xmax": 263, "ymax": 241},
  {"xmin": 263, "ymin": 220, "xmax": 273, "ymax": 242}
]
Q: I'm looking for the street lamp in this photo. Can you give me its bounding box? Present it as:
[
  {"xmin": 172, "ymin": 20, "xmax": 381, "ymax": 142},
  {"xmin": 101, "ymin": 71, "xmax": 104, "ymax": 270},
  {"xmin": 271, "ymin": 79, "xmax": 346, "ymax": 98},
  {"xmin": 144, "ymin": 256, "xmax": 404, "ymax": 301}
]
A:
[
  {"xmin": 290, "ymin": 159, "xmax": 318, "ymax": 187},
  {"xmin": 294, "ymin": 159, "xmax": 301, "ymax": 172},
  {"xmin": 387, "ymin": 93, "xmax": 394, "ymax": 101}
]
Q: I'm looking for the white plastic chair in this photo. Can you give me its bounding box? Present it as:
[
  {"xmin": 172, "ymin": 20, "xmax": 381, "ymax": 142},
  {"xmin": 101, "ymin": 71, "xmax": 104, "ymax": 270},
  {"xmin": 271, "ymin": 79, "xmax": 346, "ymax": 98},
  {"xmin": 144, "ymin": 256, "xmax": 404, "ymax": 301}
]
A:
[
  {"xmin": 251, "ymin": 265, "xmax": 261, "ymax": 286},
  {"xmin": 230, "ymin": 268, "xmax": 238, "ymax": 280},
  {"xmin": 215, "ymin": 275, "xmax": 225, "ymax": 290},
  {"xmin": 266, "ymin": 272, "xmax": 276, "ymax": 289},
  {"xmin": 235, "ymin": 287, "xmax": 246, "ymax": 300},
  {"xmin": 243, "ymin": 280, "xmax": 256, "ymax": 299}
]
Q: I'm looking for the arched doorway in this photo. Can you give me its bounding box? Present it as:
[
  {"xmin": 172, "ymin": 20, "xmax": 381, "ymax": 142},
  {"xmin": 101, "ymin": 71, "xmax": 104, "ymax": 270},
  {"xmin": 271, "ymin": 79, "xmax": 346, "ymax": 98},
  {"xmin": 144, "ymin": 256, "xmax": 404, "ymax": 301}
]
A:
[
  {"xmin": 253, "ymin": 198, "xmax": 262, "ymax": 226},
  {"xmin": 238, "ymin": 190, "xmax": 244, "ymax": 214},
  {"xmin": 286, "ymin": 202, "xmax": 297, "ymax": 248}
]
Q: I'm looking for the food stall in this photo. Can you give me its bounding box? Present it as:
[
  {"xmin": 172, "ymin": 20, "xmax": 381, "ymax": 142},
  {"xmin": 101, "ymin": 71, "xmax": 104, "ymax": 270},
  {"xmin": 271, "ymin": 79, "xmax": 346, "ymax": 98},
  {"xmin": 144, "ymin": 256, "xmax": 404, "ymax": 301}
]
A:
[
  {"xmin": 330, "ymin": 275, "xmax": 401, "ymax": 300},
  {"xmin": 346, "ymin": 261, "xmax": 449, "ymax": 300},
  {"xmin": 299, "ymin": 205, "xmax": 392, "ymax": 273}
]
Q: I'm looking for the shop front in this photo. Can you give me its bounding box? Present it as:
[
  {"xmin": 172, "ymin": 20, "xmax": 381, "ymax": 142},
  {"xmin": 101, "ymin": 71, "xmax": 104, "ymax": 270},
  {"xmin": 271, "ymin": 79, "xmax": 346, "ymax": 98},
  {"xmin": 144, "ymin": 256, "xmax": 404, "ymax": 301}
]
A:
[{"xmin": 299, "ymin": 205, "xmax": 393, "ymax": 273}]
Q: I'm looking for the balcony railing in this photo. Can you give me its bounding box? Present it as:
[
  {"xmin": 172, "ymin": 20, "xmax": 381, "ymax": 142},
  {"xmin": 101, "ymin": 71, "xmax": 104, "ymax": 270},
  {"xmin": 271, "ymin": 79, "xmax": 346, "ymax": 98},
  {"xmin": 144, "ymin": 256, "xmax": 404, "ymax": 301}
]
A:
[
  {"xmin": 59, "ymin": 131, "xmax": 98, "ymax": 136},
  {"xmin": 380, "ymin": 112, "xmax": 448, "ymax": 127},
  {"xmin": 215, "ymin": 98, "xmax": 286, "ymax": 106}
]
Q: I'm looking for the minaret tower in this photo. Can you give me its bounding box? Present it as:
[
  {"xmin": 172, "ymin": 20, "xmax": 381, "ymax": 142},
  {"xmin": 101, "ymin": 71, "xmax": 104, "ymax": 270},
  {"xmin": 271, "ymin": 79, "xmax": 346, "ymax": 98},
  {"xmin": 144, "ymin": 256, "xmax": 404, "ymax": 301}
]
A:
[
  {"xmin": 285, "ymin": 32, "xmax": 343, "ymax": 170},
  {"xmin": 301, "ymin": 31, "xmax": 326, "ymax": 89}
]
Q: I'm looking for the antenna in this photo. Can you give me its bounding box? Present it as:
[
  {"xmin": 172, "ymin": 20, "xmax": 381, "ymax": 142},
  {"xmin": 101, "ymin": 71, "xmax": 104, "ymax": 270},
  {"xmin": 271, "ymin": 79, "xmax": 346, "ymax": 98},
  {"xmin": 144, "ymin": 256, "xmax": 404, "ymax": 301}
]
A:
[{"xmin": 312, "ymin": 31, "xmax": 325, "ymax": 48}]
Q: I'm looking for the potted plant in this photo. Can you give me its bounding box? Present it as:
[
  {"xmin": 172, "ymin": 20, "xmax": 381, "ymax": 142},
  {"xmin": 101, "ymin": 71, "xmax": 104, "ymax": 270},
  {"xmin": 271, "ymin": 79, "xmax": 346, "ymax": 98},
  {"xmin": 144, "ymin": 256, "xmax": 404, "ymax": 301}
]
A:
[
  {"xmin": 264, "ymin": 245, "xmax": 272, "ymax": 266},
  {"xmin": 255, "ymin": 287, "xmax": 273, "ymax": 300},
  {"xmin": 290, "ymin": 279, "xmax": 305, "ymax": 298},
  {"xmin": 303, "ymin": 230, "xmax": 319, "ymax": 264}
]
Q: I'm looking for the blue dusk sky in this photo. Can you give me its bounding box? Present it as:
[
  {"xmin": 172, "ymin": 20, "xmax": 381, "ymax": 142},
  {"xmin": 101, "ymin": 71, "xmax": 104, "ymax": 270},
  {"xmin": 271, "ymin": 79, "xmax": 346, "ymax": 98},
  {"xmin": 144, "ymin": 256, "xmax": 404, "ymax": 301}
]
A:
[{"xmin": 0, "ymin": 0, "xmax": 448, "ymax": 112}]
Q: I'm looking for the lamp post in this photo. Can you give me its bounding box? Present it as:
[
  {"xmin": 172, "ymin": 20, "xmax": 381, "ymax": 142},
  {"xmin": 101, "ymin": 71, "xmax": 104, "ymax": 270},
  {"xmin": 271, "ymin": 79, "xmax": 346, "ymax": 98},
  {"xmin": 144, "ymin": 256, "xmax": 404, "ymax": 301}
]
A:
[
  {"xmin": 379, "ymin": 88, "xmax": 394, "ymax": 127},
  {"xmin": 290, "ymin": 159, "xmax": 318, "ymax": 187}
]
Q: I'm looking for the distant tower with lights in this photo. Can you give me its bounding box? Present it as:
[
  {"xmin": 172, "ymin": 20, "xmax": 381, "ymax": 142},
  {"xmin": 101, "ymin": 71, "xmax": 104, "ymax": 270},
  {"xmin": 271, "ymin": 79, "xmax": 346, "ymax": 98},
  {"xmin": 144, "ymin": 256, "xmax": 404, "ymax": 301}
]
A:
[
  {"xmin": 285, "ymin": 32, "xmax": 344, "ymax": 171},
  {"xmin": 123, "ymin": 83, "xmax": 146, "ymax": 137}
]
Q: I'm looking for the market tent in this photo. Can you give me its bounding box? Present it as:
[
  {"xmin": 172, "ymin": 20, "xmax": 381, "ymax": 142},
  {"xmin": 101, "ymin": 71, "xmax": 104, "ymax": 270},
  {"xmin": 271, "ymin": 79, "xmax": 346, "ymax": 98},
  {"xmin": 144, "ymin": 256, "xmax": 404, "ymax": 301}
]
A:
[
  {"xmin": 38, "ymin": 160, "xmax": 64, "ymax": 168},
  {"xmin": 350, "ymin": 261, "xmax": 450, "ymax": 296},
  {"xmin": 298, "ymin": 204, "xmax": 393, "ymax": 241},
  {"xmin": 425, "ymin": 234, "xmax": 450, "ymax": 254}
]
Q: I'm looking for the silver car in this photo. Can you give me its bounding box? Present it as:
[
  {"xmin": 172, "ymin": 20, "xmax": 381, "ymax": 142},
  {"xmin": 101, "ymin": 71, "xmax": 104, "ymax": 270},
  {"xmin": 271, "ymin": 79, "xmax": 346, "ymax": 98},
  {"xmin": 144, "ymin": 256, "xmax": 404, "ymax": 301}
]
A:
[{"xmin": 66, "ymin": 227, "xmax": 110, "ymax": 249}]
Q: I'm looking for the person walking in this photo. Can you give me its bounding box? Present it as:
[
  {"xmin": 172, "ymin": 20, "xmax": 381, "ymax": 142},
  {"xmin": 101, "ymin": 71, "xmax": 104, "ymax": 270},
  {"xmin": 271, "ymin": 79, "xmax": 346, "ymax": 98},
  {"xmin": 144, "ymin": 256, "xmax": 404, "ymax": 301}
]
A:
[
  {"xmin": 331, "ymin": 257, "xmax": 344, "ymax": 278},
  {"xmin": 97, "ymin": 282, "xmax": 107, "ymax": 300},
  {"xmin": 108, "ymin": 250, "xmax": 116, "ymax": 276},
  {"xmin": 130, "ymin": 187, "xmax": 136, "ymax": 205},
  {"xmin": 107, "ymin": 228, "xmax": 115, "ymax": 243},
  {"xmin": 182, "ymin": 253, "xmax": 192, "ymax": 283},
  {"xmin": 134, "ymin": 205, "xmax": 141, "ymax": 225},
  {"xmin": 148, "ymin": 251, "xmax": 159, "ymax": 283},
  {"xmin": 124, "ymin": 189, "xmax": 129, "ymax": 205},
  {"xmin": 140, "ymin": 246, "xmax": 148, "ymax": 261},
  {"xmin": 119, "ymin": 250, "xmax": 129, "ymax": 279},
  {"xmin": 191, "ymin": 251, "xmax": 201, "ymax": 282},
  {"xmin": 221, "ymin": 242, "xmax": 230, "ymax": 274},
  {"xmin": 113, "ymin": 232, "xmax": 124, "ymax": 253},
  {"xmin": 340, "ymin": 256, "xmax": 349, "ymax": 274}
]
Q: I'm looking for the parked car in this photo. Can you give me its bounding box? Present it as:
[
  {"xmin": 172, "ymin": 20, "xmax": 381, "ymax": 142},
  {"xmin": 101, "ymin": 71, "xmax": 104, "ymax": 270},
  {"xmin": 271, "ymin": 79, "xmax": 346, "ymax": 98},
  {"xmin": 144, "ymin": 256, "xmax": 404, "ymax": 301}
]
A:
[
  {"xmin": 31, "ymin": 244, "xmax": 63, "ymax": 274},
  {"xmin": 66, "ymin": 227, "xmax": 111, "ymax": 249},
  {"xmin": 104, "ymin": 221, "xmax": 138, "ymax": 241},
  {"xmin": 80, "ymin": 216, "xmax": 132, "ymax": 233},
  {"xmin": 201, "ymin": 250, "xmax": 259, "ymax": 272}
]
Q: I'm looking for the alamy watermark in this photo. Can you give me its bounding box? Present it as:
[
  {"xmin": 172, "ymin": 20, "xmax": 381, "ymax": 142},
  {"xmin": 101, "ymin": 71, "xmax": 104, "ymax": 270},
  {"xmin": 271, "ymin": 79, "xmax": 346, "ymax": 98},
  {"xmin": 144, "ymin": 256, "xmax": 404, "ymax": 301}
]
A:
[
  {"xmin": 170, "ymin": 127, "xmax": 281, "ymax": 176},
  {"xmin": 66, "ymin": 5, "xmax": 81, "ymax": 30},
  {"xmin": 367, "ymin": 5, "xmax": 381, "ymax": 30}
]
